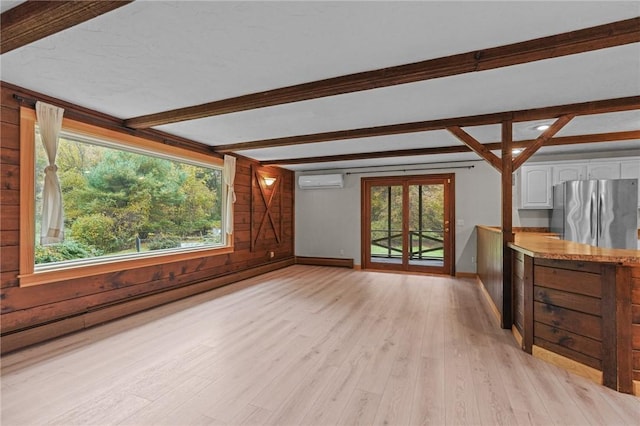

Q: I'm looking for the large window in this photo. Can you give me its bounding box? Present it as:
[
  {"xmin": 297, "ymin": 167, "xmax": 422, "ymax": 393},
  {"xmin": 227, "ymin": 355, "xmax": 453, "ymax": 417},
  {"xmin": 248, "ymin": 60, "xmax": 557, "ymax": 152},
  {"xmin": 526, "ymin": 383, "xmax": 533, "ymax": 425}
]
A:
[{"xmin": 20, "ymin": 107, "xmax": 231, "ymax": 286}]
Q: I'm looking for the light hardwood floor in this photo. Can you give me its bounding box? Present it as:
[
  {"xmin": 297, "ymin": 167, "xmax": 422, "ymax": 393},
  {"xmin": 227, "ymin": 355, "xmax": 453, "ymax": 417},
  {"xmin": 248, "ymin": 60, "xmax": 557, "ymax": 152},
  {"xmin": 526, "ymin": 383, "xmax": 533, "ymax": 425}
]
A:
[{"xmin": 1, "ymin": 265, "xmax": 639, "ymax": 425}]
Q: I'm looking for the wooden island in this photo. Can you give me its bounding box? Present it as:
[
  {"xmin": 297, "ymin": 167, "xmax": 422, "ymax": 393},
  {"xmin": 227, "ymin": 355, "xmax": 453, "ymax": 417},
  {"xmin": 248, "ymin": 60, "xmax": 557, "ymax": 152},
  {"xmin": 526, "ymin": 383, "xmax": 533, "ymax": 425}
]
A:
[{"xmin": 477, "ymin": 226, "xmax": 640, "ymax": 395}]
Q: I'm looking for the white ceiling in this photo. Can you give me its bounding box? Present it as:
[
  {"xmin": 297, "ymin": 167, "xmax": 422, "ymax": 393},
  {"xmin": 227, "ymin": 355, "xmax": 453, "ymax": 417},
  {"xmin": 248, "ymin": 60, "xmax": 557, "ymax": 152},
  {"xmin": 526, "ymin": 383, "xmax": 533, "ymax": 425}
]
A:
[{"xmin": 2, "ymin": 1, "xmax": 639, "ymax": 171}]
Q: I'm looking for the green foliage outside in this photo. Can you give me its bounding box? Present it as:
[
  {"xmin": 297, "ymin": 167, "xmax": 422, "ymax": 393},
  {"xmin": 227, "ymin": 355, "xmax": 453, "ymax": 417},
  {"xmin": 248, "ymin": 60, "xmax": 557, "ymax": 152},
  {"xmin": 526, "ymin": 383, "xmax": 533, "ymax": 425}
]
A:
[
  {"xmin": 35, "ymin": 239, "xmax": 103, "ymax": 264},
  {"xmin": 370, "ymin": 183, "xmax": 444, "ymax": 260},
  {"xmin": 70, "ymin": 213, "xmax": 118, "ymax": 253},
  {"xmin": 35, "ymin": 135, "xmax": 223, "ymax": 264},
  {"xmin": 147, "ymin": 234, "xmax": 181, "ymax": 250}
]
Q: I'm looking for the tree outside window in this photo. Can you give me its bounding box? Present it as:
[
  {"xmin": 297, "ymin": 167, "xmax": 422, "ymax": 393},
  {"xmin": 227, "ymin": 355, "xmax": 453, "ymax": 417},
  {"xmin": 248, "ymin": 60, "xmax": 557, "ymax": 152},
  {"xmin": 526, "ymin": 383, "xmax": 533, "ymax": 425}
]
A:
[{"xmin": 34, "ymin": 132, "xmax": 224, "ymax": 265}]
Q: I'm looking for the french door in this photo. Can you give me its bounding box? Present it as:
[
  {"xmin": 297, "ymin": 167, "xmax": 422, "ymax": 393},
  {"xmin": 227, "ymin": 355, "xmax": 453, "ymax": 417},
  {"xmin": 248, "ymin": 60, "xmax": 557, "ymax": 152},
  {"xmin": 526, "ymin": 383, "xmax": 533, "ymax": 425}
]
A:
[{"xmin": 362, "ymin": 174, "xmax": 454, "ymax": 275}]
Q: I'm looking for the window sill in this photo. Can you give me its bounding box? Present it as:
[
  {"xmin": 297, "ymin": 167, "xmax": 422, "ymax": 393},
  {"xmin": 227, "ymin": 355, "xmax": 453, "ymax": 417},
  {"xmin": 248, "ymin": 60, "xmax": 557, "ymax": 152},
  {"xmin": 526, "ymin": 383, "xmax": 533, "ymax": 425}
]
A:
[{"xmin": 19, "ymin": 245, "xmax": 234, "ymax": 287}]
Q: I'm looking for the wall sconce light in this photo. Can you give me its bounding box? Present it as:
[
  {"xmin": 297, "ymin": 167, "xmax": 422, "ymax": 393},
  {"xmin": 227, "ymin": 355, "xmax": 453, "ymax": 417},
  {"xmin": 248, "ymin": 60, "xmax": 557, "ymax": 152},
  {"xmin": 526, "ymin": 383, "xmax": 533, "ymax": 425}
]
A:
[{"xmin": 263, "ymin": 176, "xmax": 277, "ymax": 187}]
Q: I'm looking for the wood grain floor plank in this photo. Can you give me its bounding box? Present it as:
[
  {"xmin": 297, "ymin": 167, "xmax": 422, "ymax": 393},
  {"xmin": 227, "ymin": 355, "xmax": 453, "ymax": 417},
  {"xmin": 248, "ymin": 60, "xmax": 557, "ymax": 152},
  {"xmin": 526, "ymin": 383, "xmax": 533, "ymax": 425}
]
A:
[
  {"xmin": 231, "ymin": 404, "xmax": 272, "ymax": 426},
  {"xmin": 299, "ymin": 348, "xmax": 373, "ymax": 425},
  {"xmin": 492, "ymin": 340, "xmax": 555, "ymax": 425},
  {"xmin": 1, "ymin": 265, "xmax": 638, "ymax": 426},
  {"xmin": 547, "ymin": 367, "xmax": 630, "ymax": 426},
  {"xmin": 516, "ymin": 345, "xmax": 595, "ymax": 425},
  {"xmin": 180, "ymin": 333, "xmax": 312, "ymax": 423},
  {"xmin": 372, "ymin": 278, "xmax": 426, "ymax": 426},
  {"xmin": 410, "ymin": 278, "xmax": 447, "ymax": 425},
  {"xmin": 47, "ymin": 391, "xmax": 152, "ymax": 426},
  {"xmin": 336, "ymin": 388, "xmax": 383, "ymax": 426},
  {"xmin": 354, "ymin": 274, "xmax": 411, "ymax": 395},
  {"xmin": 461, "ymin": 284, "xmax": 520, "ymax": 426},
  {"xmin": 443, "ymin": 326, "xmax": 483, "ymax": 424},
  {"xmin": 116, "ymin": 375, "xmax": 213, "ymax": 425}
]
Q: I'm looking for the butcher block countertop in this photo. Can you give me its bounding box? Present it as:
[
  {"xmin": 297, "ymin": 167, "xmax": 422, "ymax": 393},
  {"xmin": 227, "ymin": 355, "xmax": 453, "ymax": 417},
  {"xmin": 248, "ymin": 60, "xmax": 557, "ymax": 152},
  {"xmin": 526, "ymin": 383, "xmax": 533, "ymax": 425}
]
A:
[
  {"xmin": 477, "ymin": 225, "xmax": 640, "ymax": 264},
  {"xmin": 509, "ymin": 233, "xmax": 640, "ymax": 264}
]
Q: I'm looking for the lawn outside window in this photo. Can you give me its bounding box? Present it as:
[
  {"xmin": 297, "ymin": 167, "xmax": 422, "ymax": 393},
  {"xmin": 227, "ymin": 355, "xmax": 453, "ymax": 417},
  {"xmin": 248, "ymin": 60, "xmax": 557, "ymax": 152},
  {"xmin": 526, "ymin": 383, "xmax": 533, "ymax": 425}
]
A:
[{"xmin": 19, "ymin": 107, "xmax": 232, "ymax": 287}]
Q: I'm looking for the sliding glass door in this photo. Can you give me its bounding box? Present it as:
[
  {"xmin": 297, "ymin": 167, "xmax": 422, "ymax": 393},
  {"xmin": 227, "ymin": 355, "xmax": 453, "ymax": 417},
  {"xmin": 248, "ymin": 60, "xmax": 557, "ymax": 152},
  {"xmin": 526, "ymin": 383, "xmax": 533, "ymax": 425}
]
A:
[
  {"xmin": 362, "ymin": 174, "xmax": 454, "ymax": 275},
  {"xmin": 369, "ymin": 184, "xmax": 404, "ymax": 266}
]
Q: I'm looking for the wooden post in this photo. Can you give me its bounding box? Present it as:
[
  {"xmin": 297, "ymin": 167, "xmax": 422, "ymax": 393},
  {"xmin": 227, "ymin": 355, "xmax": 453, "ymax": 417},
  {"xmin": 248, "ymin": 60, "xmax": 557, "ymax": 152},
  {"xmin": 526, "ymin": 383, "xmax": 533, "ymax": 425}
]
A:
[
  {"xmin": 501, "ymin": 120, "xmax": 514, "ymax": 329},
  {"xmin": 614, "ymin": 265, "xmax": 633, "ymax": 393},
  {"xmin": 601, "ymin": 264, "xmax": 618, "ymax": 390}
]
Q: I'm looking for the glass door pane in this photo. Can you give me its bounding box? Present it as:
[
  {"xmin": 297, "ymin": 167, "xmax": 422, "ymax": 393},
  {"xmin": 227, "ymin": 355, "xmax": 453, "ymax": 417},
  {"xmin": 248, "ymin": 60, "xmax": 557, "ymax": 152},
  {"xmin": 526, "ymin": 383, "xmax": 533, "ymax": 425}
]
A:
[
  {"xmin": 369, "ymin": 185, "xmax": 403, "ymax": 266},
  {"xmin": 408, "ymin": 183, "xmax": 445, "ymax": 268}
]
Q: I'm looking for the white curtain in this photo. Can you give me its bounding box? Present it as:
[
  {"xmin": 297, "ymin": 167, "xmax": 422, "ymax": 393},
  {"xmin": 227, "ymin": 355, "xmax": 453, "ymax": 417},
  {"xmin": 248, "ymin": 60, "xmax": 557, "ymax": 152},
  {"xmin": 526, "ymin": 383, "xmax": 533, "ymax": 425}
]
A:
[
  {"xmin": 36, "ymin": 101, "xmax": 65, "ymax": 244},
  {"xmin": 223, "ymin": 155, "xmax": 237, "ymax": 235}
]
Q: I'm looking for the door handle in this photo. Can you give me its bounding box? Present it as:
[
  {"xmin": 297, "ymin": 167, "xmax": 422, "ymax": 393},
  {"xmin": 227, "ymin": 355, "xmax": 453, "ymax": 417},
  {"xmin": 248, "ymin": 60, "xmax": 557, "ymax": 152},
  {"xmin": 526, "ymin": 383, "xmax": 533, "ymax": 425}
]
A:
[
  {"xmin": 599, "ymin": 193, "xmax": 604, "ymax": 239},
  {"xmin": 590, "ymin": 193, "xmax": 596, "ymax": 239}
]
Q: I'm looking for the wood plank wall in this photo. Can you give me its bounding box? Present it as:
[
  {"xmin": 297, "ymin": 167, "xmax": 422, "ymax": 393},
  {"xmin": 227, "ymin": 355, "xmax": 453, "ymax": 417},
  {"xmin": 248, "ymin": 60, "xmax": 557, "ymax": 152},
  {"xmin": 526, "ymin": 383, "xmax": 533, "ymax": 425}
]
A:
[
  {"xmin": 512, "ymin": 251, "xmax": 525, "ymax": 337},
  {"xmin": 632, "ymin": 266, "xmax": 640, "ymax": 384},
  {"xmin": 531, "ymin": 259, "xmax": 605, "ymax": 372},
  {"xmin": 0, "ymin": 82, "xmax": 295, "ymax": 351},
  {"xmin": 476, "ymin": 226, "xmax": 503, "ymax": 322}
]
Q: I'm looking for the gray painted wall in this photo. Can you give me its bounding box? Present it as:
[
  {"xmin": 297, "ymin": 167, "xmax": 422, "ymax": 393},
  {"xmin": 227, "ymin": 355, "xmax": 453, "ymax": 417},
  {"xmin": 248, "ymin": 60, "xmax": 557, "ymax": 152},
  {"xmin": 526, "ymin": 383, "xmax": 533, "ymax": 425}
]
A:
[
  {"xmin": 294, "ymin": 150, "xmax": 640, "ymax": 273},
  {"xmin": 295, "ymin": 160, "xmax": 503, "ymax": 273}
]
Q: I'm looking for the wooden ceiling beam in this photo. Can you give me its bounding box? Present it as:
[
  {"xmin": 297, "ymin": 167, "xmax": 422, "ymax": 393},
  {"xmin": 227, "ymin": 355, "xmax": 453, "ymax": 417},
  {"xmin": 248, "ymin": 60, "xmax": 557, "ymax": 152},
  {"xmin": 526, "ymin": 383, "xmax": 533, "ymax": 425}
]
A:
[
  {"xmin": 543, "ymin": 130, "xmax": 640, "ymax": 147},
  {"xmin": 512, "ymin": 114, "xmax": 575, "ymax": 170},
  {"xmin": 124, "ymin": 17, "xmax": 640, "ymax": 129},
  {"xmin": 216, "ymin": 96, "xmax": 640, "ymax": 153},
  {"xmin": 447, "ymin": 126, "xmax": 502, "ymax": 172},
  {"xmin": 1, "ymin": 1, "xmax": 133, "ymax": 54},
  {"xmin": 260, "ymin": 130, "xmax": 640, "ymax": 166},
  {"xmin": 263, "ymin": 145, "xmax": 482, "ymax": 166}
]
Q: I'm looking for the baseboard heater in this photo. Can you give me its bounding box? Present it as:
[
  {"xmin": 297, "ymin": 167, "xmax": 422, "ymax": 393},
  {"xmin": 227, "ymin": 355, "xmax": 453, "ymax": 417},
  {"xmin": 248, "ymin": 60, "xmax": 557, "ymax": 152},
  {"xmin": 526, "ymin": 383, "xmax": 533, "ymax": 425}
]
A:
[{"xmin": 295, "ymin": 256, "xmax": 354, "ymax": 268}]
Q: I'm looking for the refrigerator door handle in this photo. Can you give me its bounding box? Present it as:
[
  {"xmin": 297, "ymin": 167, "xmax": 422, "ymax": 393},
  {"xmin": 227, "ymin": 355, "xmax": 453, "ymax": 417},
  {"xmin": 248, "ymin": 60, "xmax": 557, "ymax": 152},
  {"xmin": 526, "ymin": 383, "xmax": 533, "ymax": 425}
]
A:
[
  {"xmin": 590, "ymin": 193, "xmax": 596, "ymax": 239},
  {"xmin": 599, "ymin": 193, "xmax": 605, "ymax": 239}
]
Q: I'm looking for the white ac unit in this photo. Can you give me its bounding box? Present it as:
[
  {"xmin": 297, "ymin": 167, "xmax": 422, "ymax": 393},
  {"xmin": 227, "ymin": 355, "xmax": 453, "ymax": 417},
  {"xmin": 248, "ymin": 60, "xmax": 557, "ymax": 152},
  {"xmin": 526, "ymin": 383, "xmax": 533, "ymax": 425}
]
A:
[{"xmin": 298, "ymin": 174, "xmax": 344, "ymax": 189}]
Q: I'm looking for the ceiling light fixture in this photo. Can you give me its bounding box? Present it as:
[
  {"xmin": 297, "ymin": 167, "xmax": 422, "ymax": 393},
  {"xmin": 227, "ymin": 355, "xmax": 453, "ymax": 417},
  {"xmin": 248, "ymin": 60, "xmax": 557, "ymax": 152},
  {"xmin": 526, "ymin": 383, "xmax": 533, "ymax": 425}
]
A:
[
  {"xmin": 512, "ymin": 148, "xmax": 524, "ymax": 155},
  {"xmin": 535, "ymin": 124, "xmax": 551, "ymax": 131},
  {"xmin": 263, "ymin": 176, "xmax": 276, "ymax": 186}
]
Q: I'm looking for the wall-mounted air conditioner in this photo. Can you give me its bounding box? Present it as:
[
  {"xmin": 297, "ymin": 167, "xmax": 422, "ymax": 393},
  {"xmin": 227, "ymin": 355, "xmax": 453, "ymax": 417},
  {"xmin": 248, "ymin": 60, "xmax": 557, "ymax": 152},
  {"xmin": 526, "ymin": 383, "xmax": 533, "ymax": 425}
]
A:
[{"xmin": 298, "ymin": 174, "xmax": 344, "ymax": 189}]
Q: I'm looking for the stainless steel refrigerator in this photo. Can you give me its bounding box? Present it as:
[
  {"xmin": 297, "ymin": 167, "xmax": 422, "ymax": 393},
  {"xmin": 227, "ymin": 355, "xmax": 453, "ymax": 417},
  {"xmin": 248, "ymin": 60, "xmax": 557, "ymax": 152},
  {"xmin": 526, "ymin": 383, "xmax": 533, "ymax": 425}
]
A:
[{"xmin": 550, "ymin": 179, "xmax": 638, "ymax": 249}]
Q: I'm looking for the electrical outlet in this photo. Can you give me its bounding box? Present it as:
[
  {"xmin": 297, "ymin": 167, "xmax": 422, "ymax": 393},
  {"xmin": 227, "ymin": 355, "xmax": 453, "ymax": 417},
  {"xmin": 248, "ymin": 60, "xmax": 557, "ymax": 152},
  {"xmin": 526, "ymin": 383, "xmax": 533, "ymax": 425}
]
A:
[
  {"xmin": 269, "ymin": 251, "xmax": 275, "ymax": 259},
  {"xmin": 339, "ymin": 249, "xmax": 344, "ymax": 256},
  {"xmin": 471, "ymin": 256, "xmax": 476, "ymax": 264}
]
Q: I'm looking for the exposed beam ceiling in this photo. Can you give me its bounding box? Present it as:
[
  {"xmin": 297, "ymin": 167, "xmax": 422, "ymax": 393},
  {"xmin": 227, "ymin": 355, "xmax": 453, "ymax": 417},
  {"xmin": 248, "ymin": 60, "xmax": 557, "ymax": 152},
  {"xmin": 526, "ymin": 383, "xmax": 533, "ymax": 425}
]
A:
[
  {"xmin": 447, "ymin": 126, "xmax": 503, "ymax": 172},
  {"xmin": 124, "ymin": 17, "xmax": 640, "ymax": 129},
  {"xmin": 260, "ymin": 131, "xmax": 640, "ymax": 166},
  {"xmin": 215, "ymin": 96, "xmax": 640, "ymax": 153},
  {"xmin": 2, "ymin": 3, "xmax": 638, "ymax": 171},
  {"xmin": 511, "ymin": 114, "xmax": 575, "ymax": 170},
  {"xmin": 0, "ymin": 1, "xmax": 133, "ymax": 54},
  {"xmin": 447, "ymin": 114, "xmax": 579, "ymax": 173}
]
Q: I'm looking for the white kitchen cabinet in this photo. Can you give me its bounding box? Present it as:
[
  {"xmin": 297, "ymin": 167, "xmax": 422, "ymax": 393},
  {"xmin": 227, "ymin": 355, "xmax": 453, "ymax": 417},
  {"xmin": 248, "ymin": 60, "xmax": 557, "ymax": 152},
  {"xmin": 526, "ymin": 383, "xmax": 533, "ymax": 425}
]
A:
[
  {"xmin": 621, "ymin": 159, "xmax": 640, "ymax": 208},
  {"xmin": 587, "ymin": 161, "xmax": 621, "ymax": 180},
  {"xmin": 516, "ymin": 157, "xmax": 640, "ymax": 210},
  {"xmin": 621, "ymin": 159, "xmax": 640, "ymax": 179},
  {"xmin": 553, "ymin": 162, "xmax": 587, "ymax": 185},
  {"xmin": 518, "ymin": 164, "xmax": 553, "ymax": 209}
]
